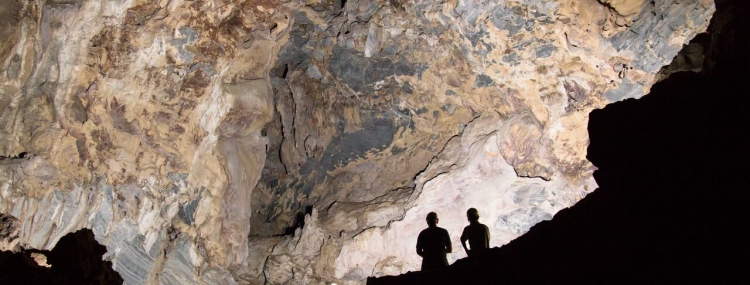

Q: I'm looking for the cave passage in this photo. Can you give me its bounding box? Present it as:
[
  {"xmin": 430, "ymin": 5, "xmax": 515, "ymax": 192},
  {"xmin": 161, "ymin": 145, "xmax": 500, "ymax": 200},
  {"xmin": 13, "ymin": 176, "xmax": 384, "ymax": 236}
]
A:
[
  {"xmin": 0, "ymin": 229, "xmax": 123, "ymax": 285},
  {"xmin": 368, "ymin": 0, "xmax": 750, "ymax": 284},
  {"xmin": 0, "ymin": 0, "xmax": 747, "ymax": 283}
]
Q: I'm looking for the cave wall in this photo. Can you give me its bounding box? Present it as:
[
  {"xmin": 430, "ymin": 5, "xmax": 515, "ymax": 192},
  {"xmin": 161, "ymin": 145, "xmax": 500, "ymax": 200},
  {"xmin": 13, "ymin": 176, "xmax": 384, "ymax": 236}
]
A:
[
  {"xmin": 0, "ymin": 0, "xmax": 713, "ymax": 284},
  {"xmin": 370, "ymin": 1, "xmax": 750, "ymax": 281}
]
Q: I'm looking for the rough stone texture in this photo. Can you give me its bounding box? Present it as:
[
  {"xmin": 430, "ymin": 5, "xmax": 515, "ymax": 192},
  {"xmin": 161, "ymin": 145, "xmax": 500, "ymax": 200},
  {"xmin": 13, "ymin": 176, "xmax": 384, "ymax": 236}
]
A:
[
  {"xmin": 0, "ymin": 213, "xmax": 20, "ymax": 251},
  {"xmin": 0, "ymin": 0, "xmax": 713, "ymax": 284}
]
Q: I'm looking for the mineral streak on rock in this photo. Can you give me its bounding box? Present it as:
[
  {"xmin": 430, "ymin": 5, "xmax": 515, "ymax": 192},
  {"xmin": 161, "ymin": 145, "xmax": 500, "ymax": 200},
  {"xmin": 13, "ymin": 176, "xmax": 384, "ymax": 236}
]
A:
[{"xmin": 0, "ymin": 0, "xmax": 713, "ymax": 284}]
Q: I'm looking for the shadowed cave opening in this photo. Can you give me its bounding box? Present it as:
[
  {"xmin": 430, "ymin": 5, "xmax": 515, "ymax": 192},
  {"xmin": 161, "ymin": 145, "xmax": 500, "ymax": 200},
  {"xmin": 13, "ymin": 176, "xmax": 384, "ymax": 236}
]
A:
[
  {"xmin": 0, "ymin": 229, "xmax": 123, "ymax": 285},
  {"xmin": 368, "ymin": 0, "xmax": 750, "ymax": 284}
]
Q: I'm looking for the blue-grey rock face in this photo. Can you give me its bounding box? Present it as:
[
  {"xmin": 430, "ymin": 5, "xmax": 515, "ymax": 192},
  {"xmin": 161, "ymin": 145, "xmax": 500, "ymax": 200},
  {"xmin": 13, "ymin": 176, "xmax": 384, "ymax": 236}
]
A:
[
  {"xmin": 610, "ymin": 0, "xmax": 708, "ymax": 73},
  {"xmin": 0, "ymin": 0, "xmax": 713, "ymax": 284},
  {"xmin": 317, "ymin": 116, "xmax": 407, "ymax": 173},
  {"xmin": 328, "ymin": 47, "xmax": 427, "ymax": 93},
  {"xmin": 490, "ymin": 5, "xmax": 533, "ymax": 36},
  {"xmin": 177, "ymin": 189, "xmax": 202, "ymax": 226},
  {"xmin": 474, "ymin": 74, "xmax": 496, "ymax": 87}
]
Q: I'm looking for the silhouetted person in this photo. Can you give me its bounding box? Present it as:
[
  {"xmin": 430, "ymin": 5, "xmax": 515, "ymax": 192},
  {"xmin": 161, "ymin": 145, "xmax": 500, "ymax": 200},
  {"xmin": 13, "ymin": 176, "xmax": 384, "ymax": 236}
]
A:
[
  {"xmin": 461, "ymin": 208, "xmax": 490, "ymax": 257},
  {"xmin": 416, "ymin": 212, "xmax": 452, "ymax": 271}
]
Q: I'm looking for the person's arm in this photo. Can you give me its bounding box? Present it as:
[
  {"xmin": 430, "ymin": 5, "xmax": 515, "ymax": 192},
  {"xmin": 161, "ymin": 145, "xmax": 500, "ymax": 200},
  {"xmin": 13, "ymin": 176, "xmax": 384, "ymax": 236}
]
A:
[
  {"xmin": 445, "ymin": 229, "xmax": 453, "ymax": 253},
  {"xmin": 416, "ymin": 234, "xmax": 424, "ymax": 257},
  {"xmin": 460, "ymin": 229, "xmax": 470, "ymax": 253}
]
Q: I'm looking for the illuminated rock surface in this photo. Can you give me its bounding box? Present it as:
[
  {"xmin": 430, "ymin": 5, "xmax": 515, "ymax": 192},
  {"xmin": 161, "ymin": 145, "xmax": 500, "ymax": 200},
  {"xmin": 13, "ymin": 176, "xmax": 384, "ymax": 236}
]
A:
[{"xmin": 0, "ymin": 0, "xmax": 713, "ymax": 284}]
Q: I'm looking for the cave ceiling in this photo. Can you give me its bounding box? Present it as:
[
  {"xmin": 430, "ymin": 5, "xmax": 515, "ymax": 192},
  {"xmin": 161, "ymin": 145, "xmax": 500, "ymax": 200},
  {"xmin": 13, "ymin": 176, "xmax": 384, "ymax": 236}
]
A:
[{"xmin": 0, "ymin": 0, "xmax": 713, "ymax": 284}]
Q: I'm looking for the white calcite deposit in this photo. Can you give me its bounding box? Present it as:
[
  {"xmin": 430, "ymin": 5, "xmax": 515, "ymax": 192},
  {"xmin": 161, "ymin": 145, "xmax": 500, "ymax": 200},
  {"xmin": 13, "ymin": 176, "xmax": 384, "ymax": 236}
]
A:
[{"xmin": 0, "ymin": 0, "xmax": 713, "ymax": 284}]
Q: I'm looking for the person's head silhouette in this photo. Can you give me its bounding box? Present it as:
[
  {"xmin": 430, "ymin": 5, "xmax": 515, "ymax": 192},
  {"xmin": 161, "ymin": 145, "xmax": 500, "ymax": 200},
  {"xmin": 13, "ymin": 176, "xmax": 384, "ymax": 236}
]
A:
[
  {"xmin": 426, "ymin": 212, "xmax": 439, "ymax": 227},
  {"xmin": 467, "ymin": 208, "xmax": 479, "ymax": 222}
]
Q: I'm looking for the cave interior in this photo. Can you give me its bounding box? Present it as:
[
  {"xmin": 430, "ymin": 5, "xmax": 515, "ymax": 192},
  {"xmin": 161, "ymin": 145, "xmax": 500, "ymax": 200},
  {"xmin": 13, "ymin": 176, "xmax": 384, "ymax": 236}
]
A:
[
  {"xmin": 370, "ymin": 0, "xmax": 750, "ymax": 283},
  {"xmin": 0, "ymin": 0, "xmax": 749, "ymax": 284}
]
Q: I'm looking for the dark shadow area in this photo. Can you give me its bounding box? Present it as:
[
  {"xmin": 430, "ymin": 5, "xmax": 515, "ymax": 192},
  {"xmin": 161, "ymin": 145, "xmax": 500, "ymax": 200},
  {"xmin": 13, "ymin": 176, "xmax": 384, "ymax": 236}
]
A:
[
  {"xmin": 369, "ymin": 0, "xmax": 750, "ymax": 284},
  {"xmin": 0, "ymin": 229, "xmax": 123, "ymax": 285},
  {"xmin": 281, "ymin": 205, "xmax": 314, "ymax": 236}
]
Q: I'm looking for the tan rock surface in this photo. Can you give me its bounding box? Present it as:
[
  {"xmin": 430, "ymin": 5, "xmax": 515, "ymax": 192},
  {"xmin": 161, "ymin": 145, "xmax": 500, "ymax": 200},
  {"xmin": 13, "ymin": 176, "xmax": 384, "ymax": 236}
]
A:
[{"xmin": 0, "ymin": 0, "xmax": 713, "ymax": 284}]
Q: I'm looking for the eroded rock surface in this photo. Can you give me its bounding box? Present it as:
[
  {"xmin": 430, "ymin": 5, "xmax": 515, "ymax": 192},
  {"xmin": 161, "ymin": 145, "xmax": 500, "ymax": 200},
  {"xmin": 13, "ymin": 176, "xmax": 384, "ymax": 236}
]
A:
[{"xmin": 0, "ymin": 0, "xmax": 713, "ymax": 284}]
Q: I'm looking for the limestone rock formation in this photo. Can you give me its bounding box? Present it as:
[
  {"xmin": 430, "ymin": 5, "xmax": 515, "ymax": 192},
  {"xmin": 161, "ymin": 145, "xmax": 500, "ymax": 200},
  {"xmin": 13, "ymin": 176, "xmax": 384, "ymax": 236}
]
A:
[{"xmin": 0, "ymin": 0, "xmax": 713, "ymax": 284}]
